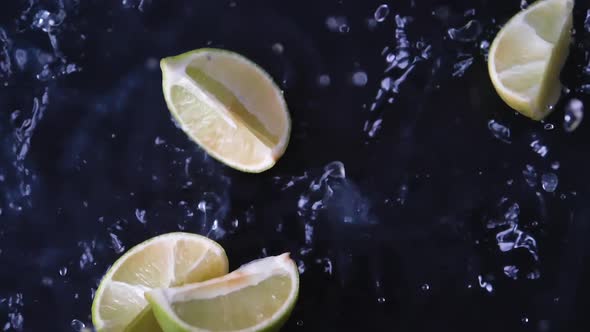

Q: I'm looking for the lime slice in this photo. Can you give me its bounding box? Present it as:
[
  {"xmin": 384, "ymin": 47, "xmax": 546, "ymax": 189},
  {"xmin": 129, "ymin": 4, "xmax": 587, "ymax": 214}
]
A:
[
  {"xmin": 161, "ymin": 48, "xmax": 291, "ymax": 173},
  {"xmin": 146, "ymin": 253, "xmax": 299, "ymax": 332},
  {"xmin": 91, "ymin": 233, "xmax": 229, "ymax": 332},
  {"xmin": 488, "ymin": 0, "xmax": 573, "ymax": 120}
]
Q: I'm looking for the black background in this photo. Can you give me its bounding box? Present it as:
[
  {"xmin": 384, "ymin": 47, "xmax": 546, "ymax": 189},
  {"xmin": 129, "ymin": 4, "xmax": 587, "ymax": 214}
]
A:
[{"xmin": 1, "ymin": 0, "xmax": 590, "ymax": 331}]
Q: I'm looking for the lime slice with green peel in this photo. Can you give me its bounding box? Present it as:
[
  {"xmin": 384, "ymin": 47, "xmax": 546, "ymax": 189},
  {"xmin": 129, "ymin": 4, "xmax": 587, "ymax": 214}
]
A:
[
  {"xmin": 146, "ymin": 253, "xmax": 299, "ymax": 332},
  {"xmin": 161, "ymin": 48, "xmax": 291, "ymax": 173},
  {"xmin": 91, "ymin": 233, "xmax": 229, "ymax": 332},
  {"xmin": 488, "ymin": 0, "xmax": 573, "ymax": 120}
]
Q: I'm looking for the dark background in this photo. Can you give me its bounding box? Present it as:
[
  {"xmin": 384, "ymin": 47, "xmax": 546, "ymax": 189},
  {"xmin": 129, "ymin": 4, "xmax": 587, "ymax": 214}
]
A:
[{"xmin": 1, "ymin": 0, "xmax": 590, "ymax": 331}]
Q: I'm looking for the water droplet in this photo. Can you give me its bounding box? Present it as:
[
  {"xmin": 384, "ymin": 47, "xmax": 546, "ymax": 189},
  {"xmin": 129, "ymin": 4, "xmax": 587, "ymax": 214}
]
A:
[
  {"xmin": 538, "ymin": 320, "xmax": 551, "ymax": 332},
  {"xmin": 317, "ymin": 74, "xmax": 331, "ymax": 87},
  {"xmin": 496, "ymin": 225, "xmax": 539, "ymax": 261},
  {"xmin": 421, "ymin": 283, "xmax": 430, "ymax": 291},
  {"xmin": 527, "ymin": 269, "xmax": 541, "ymax": 280},
  {"xmin": 135, "ymin": 209, "xmax": 147, "ymax": 224},
  {"xmin": 544, "ymin": 123, "xmax": 555, "ymax": 130},
  {"xmin": 70, "ymin": 319, "xmax": 86, "ymax": 331},
  {"xmin": 339, "ymin": 24, "xmax": 350, "ymax": 33},
  {"xmin": 207, "ymin": 219, "xmax": 226, "ymax": 240},
  {"xmin": 487, "ymin": 120, "xmax": 511, "ymax": 143},
  {"xmin": 41, "ymin": 277, "xmax": 53, "ymax": 286},
  {"xmin": 9, "ymin": 313, "xmax": 23, "ymax": 330},
  {"xmin": 272, "ymin": 43, "xmax": 284, "ymax": 54},
  {"xmin": 297, "ymin": 260, "xmax": 306, "ymax": 274},
  {"xmin": 352, "ymin": 71, "xmax": 368, "ymax": 87},
  {"xmin": 145, "ymin": 57, "xmax": 158, "ymax": 70},
  {"xmin": 296, "ymin": 320, "xmax": 304, "ymax": 327},
  {"xmin": 522, "ymin": 164, "xmax": 538, "ymax": 187},
  {"xmin": 551, "ymin": 161, "xmax": 560, "ymax": 170},
  {"xmin": 59, "ymin": 266, "xmax": 68, "ymax": 276},
  {"xmin": 503, "ymin": 265, "xmax": 519, "ymax": 280},
  {"xmin": 377, "ymin": 297, "xmax": 386, "ymax": 303},
  {"xmin": 478, "ymin": 275, "xmax": 494, "ymax": 293},
  {"xmin": 367, "ymin": 118, "xmax": 382, "ymax": 138},
  {"xmin": 374, "ymin": 4, "xmax": 390, "ymax": 22},
  {"xmin": 530, "ymin": 140, "xmax": 548, "ymax": 157},
  {"xmin": 452, "ymin": 56, "xmax": 474, "ymax": 77},
  {"xmin": 564, "ymin": 98, "xmax": 584, "ymax": 132},
  {"xmin": 109, "ymin": 233, "xmax": 125, "ymax": 254},
  {"xmin": 448, "ymin": 20, "xmax": 482, "ymax": 42},
  {"xmin": 32, "ymin": 10, "xmax": 66, "ymax": 32},
  {"xmin": 325, "ymin": 16, "xmax": 348, "ymax": 32},
  {"xmin": 479, "ymin": 40, "xmax": 490, "ymax": 56},
  {"xmin": 14, "ymin": 49, "xmax": 27, "ymax": 70},
  {"xmin": 541, "ymin": 173, "xmax": 558, "ymax": 193}
]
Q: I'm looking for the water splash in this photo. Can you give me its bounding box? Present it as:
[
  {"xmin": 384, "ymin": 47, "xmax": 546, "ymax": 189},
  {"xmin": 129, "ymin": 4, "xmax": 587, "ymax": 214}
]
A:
[
  {"xmin": 487, "ymin": 199, "xmax": 541, "ymax": 278},
  {"xmin": 496, "ymin": 225, "xmax": 539, "ymax": 261},
  {"xmin": 297, "ymin": 161, "xmax": 346, "ymax": 221},
  {"xmin": 32, "ymin": 10, "xmax": 66, "ymax": 33},
  {"xmin": 2, "ymin": 293, "xmax": 24, "ymax": 331},
  {"xmin": 364, "ymin": 11, "xmax": 432, "ymax": 138}
]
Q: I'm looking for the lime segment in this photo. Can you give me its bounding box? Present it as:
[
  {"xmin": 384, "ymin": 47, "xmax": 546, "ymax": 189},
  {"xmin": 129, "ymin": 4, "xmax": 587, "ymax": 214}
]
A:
[
  {"xmin": 161, "ymin": 48, "xmax": 291, "ymax": 173},
  {"xmin": 146, "ymin": 253, "xmax": 299, "ymax": 332},
  {"xmin": 488, "ymin": 0, "xmax": 573, "ymax": 120}
]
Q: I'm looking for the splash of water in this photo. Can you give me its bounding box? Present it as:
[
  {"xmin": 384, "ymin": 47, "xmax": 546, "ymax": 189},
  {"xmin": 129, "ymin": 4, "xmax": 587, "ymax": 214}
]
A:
[{"xmin": 297, "ymin": 161, "xmax": 346, "ymax": 221}]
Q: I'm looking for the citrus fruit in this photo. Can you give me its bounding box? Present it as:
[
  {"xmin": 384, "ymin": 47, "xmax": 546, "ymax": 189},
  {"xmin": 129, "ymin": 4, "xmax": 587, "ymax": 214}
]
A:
[
  {"xmin": 488, "ymin": 0, "xmax": 573, "ymax": 120},
  {"xmin": 146, "ymin": 253, "xmax": 299, "ymax": 332},
  {"xmin": 91, "ymin": 233, "xmax": 229, "ymax": 332},
  {"xmin": 161, "ymin": 48, "xmax": 291, "ymax": 173}
]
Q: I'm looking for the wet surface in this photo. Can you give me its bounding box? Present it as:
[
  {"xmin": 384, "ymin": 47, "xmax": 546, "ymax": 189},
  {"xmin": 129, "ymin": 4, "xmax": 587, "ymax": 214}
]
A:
[{"xmin": 2, "ymin": 0, "xmax": 590, "ymax": 331}]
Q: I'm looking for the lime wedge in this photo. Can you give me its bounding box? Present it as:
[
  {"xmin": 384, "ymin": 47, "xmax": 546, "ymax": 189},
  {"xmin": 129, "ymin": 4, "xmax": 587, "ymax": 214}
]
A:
[
  {"xmin": 161, "ymin": 48, "xmax": 291, "ymax": 173},
  {"xmin": 91, "ymin": 233, "xmax": 229, "ymax": 332},
  {"xmin": 488, "ymin": 0, "xmax": 573, "ymax": 120},
  {"xmin": 146, "ymin": 253, "xmax": 299, "ymax": 332}
]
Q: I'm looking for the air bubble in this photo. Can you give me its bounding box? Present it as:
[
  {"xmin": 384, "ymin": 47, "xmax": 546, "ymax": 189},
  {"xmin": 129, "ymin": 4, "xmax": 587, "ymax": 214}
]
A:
[{"xmin": 374, "ymin": 4, "xmax": 390, "ymax": 22}]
